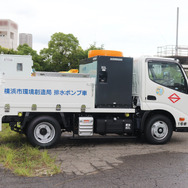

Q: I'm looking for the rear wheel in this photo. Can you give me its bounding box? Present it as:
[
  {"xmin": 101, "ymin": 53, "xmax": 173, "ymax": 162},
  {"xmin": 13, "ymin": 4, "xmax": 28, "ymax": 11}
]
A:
[
  {"xmin": 26, "ymin": 116, "xmax": 61, "ymax": 147},
  {"xmin": 145, "ymin": 115, "xmax": 173, "ymax": 144}
]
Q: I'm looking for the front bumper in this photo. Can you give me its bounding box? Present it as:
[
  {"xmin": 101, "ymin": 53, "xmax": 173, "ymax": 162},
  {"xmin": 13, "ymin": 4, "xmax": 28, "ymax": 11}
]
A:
[{"xmin": 176, "ymin": 127, "xmax": 188, "ymax": 132}]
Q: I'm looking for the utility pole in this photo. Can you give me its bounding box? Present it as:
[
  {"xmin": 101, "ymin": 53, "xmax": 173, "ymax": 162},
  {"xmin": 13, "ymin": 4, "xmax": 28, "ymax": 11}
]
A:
[{"xmin": 175, "ymin": 7, "xmax": 179, "ymax": 56}]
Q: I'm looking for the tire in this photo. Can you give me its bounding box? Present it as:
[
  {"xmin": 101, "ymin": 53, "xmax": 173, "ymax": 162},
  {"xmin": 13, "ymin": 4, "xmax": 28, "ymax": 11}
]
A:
[
  {"xmin": 144, "ymin": 115, "xmax": 173, "ymax": 144},
  {"xmin": 26, "ymin": 116, "xmax": 61, "ymax": 148}
]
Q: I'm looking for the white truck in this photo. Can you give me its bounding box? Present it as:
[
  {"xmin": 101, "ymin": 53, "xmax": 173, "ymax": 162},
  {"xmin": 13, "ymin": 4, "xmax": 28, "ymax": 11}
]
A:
[{"xmin": 0, "ymin": 51, "xmax": 188, "ymax": 147}]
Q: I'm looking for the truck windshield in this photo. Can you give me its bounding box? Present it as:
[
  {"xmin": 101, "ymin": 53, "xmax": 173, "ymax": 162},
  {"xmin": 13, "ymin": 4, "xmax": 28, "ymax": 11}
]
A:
[{"xmin": 148, "ymin": 61, "xmax": 187, "ymax": 94}]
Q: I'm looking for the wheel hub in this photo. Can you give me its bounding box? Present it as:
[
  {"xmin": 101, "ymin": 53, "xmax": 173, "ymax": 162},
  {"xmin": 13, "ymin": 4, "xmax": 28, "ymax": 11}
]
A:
[
  {"xmin": 34, "ymin": 122, "xmax": 55, "ymax": 144},
  {"xmin": 158, "ymin": 127, "xmax": 163, "ymax": 134},
  {"xmin": 151, "ymin": 121, "xmax": 168, "ymax": 141},
  {"xmin": 40, "ymin": 128, "xmax": 47, "ymax": 135}
]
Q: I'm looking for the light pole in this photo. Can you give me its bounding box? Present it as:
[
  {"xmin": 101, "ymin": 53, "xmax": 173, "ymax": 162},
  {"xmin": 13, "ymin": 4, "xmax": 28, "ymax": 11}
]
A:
[{"xmin": 175, "ymin": 7, "xmax": 179, "ymax": 56}]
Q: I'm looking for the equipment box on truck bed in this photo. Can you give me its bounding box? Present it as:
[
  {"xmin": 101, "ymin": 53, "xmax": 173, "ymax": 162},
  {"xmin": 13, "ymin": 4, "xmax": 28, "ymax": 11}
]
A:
[{"xmin": 79, "ymin": 56, "xmax": 133, "ymax": 108}]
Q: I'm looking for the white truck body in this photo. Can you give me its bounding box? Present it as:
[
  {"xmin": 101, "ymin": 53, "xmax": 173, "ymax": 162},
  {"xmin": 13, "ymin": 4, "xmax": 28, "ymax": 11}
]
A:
[
  {"xmin": 0, "ymin": 53, "xmax": 187, "ymax": 147},
  {"xmin": 0, "ymin": 56, "xmax": 135, "ymax": 132}
]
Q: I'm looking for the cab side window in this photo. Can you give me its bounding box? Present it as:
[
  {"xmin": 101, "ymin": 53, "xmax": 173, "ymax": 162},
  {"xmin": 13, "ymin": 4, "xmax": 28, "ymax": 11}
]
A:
[{"xmin": 148, "ymin": 61, "xmax": 187, "ymax": 94}]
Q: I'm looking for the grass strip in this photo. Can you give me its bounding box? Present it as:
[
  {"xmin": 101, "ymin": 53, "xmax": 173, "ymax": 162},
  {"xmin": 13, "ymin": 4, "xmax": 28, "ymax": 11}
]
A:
[{"xmin": 0, "ymin": 124, "xmax": 60, "ymax": 177}]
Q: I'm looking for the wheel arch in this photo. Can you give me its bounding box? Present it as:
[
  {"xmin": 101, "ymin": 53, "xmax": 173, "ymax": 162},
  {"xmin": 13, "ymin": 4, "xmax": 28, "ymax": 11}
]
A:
[
  {"xmin": 21, "ymin": 112, "xmax": 68, "ymax": 131},
  {"xmin": 141, "ymin": 110, "xmax": 176, "ymax": 132}
]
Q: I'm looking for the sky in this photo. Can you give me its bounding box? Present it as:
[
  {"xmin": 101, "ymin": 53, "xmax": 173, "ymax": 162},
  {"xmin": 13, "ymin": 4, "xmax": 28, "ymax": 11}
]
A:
[{"xmin": 1, "ymin": 0, "xmax": 188, "ymax": 57}]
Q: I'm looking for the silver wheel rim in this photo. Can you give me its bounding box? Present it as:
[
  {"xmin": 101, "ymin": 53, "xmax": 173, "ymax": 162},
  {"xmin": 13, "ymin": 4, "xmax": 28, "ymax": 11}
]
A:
[
  {"xmin": 151, "ymin": 121, "xmax": 168, "ymax": 140},
  {"xmin": 34, "ymin": 122, "xmax": 55, "ymax": 144}
]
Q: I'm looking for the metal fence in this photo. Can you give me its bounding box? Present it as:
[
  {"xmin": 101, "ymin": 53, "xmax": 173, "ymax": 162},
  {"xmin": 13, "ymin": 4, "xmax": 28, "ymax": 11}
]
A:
[{"xmin": 157, "ymin": 45, "xmax": 188, "ymax": 57}]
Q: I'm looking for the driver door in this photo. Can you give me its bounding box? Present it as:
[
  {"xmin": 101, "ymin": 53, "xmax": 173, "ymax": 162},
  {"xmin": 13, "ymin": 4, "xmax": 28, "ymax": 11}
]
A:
[{"xmin": 145, "ymin": 59, "xmax": 188, "ymax": 128}]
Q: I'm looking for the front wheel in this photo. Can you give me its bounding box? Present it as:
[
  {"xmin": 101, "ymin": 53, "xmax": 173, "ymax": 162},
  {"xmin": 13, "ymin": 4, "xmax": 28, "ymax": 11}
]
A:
[
  {"xmin": 145, "ymin": 115, "xmax": 173, "ymax": 144},
  {"xmin": 26, "ymin": 116, "xmax": 61, "ymax": 147}
]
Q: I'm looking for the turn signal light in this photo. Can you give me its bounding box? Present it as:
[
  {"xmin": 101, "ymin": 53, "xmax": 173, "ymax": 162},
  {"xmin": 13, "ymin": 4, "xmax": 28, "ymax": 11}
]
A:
[{"xmin": 179, "ymin": 117, "xmax": 185, "ymax": 121}]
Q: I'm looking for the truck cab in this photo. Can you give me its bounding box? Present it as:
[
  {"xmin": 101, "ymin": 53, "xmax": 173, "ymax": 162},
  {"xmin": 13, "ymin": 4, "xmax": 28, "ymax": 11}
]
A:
[{"xmin": 133, "ymin": 56, "xmax": 188, "ymax": 143}]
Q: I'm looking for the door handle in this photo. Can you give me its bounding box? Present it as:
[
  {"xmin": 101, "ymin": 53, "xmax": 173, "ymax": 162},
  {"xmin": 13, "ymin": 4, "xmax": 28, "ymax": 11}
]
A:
[{"xmin": 147, "ymin": 95, "xmax": 156, "ymax": 100}]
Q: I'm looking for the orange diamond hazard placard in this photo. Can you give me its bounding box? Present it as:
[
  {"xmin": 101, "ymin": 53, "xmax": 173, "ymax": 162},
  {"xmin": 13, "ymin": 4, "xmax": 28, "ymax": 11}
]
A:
[{"xmin": 168, "ymin": 93, "xmax": 181, "ymax": 103}]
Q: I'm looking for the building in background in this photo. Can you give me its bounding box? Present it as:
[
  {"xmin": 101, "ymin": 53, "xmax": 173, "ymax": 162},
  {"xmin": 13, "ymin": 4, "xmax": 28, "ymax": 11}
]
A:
[
  {"xmin": 19, "ymin": 33, "xmax": 32, "ymax": 48},
  {"xmin": 0, "ymin": 19, "xmax": 18, "ymax": 50}
]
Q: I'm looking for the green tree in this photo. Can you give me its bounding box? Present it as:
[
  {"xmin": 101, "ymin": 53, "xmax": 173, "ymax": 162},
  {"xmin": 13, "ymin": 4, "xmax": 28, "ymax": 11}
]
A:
[
  {"xmin": 1, "ymin": 36, "xmax": 104, "ymax": 72},
  {"xmin": 17, "ymin": 44, "xmax": 43, "ymax": 71},
  {"xmin": 40, "ymin": 32, "xmax": 81, "ymax": 71},
  {"xmin": 0, "ymin": 46, "xmax": 16, "ymax": 54}
]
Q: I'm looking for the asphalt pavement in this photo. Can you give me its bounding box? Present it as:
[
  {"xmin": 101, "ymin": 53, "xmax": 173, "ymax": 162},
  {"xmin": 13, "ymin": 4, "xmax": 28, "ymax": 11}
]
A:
[{"xmin": 1, "ymin": 132, "xmax": 188, "ymax": 188}]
